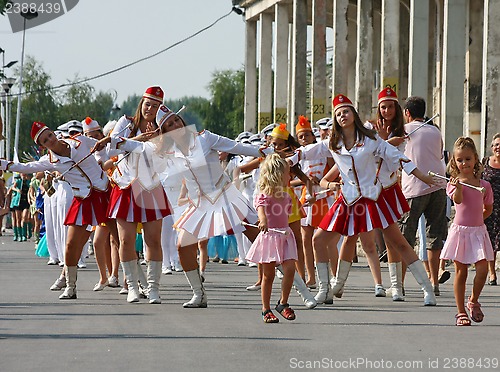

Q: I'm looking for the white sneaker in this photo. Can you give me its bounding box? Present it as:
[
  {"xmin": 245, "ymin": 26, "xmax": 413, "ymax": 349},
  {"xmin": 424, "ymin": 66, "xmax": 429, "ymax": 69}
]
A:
[
  {"xmin": 276, "ymin": 269, "xmax": 284, "ymax": 279},
  {"xmin": 140, "ymin": 259, "xmax": 147, "ymax": 266},
  {"xmin": 47, "ymin": 258, "xmax": 59, "ymax": 265},
  {"xmin": 77, "ymin": 263, "xmax": 87, "ymax": 269},
  {"xmin": 108, "ymin": 275, "xmax": 120, "ymax": 287},
  {"xmin": 375, "ymin": 284, "xmax": 386, "ymax": 297},
  {"xmin": 93, "ymin": 281, "xmax": 108, "ymax": 291},
  {"xmin": 162, "ymin": 267, "xmax": 173, "ymax": 275},
  {"xmin": 173, "ymin": 262, "xmax": 183, "ymax": 272},
  {"xmin": 238, "ymin": 258, "xmax": 247, "ymax": 266},
  {"xmin": 246, "ymin": 284, "xmax": 261, "ymax": 291},
  {"xmin": 248, "ymin": 262, "xmax": 258, "ymax": 268},
  {"xmin": 119, "ymin": 287, "xmax": 128, "ymax": 295}
]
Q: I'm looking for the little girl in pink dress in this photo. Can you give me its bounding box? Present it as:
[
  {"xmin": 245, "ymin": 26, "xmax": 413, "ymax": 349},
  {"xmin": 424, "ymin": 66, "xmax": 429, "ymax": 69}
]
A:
[
  {"xmin": 440, "ymin": 137, "xmax": 494, "ymax": 326},
  {"xmin": 246, "ymin": 154, "xmax": 298, "ymax": 323}
]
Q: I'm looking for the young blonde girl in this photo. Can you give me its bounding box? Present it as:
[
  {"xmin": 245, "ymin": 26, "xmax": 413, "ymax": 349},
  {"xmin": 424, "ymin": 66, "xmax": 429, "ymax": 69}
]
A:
[
  {"xmin": 246, "ymin": 154, "xmax": 298, "ymax": 323},
  {"xmin": 441, "ymin": 137, "xmax": 494, "ymax": 326}
]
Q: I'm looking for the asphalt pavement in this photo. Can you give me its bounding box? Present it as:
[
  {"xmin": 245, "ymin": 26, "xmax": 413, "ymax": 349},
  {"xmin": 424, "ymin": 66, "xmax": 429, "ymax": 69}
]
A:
[{"xmin": 0, "ymin": 233, "xmax": 499, "ymax": 372}]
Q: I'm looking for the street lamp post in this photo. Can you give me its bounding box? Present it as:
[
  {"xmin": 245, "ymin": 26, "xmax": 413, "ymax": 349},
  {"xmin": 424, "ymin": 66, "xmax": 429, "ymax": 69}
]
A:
[
  {"xmin": 2, "ymin": 77, "xmax": 15, "ymax": 161},
  {"xmin": 13, "ymin": 10, "xmax": 38, "ymax": 162},
  {"xmin": 0, "ymin": 48, "xmax": 18, "ymax": 160}
]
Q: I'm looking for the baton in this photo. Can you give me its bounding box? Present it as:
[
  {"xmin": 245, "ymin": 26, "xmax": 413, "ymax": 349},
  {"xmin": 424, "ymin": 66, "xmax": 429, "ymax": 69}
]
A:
[
  {"xmin": 241, "ymin": 221, "xmax": 288, "ymax": 235},
  {"xmin": 405, "ymin": 113, "xmax": 440, "ymax": 138},
  {"xmin": 428, "ymin": 171, "xmax": 485, "ymax": 193}
]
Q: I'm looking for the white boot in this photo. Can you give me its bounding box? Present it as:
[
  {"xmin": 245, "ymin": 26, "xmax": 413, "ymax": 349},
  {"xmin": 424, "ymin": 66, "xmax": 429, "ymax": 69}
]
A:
[
  {"xmin": 147, "ymin": 261, "xmax": 162, "ymax": 304},
  {"xmin": 330, "ymin": 276, "xmax": 344, "ymax": 298},
  {"xmin": 183, "ymin": 269, "xmax": 207, "ymax": 308},
  {"xmin": 314, "ymin": 262, "xmax": 333, "ymax": 304},
  {"xmin": 408, "ymin": 260, "xmax": 437, "ymax": 306},
  {"xmin": 137, "ymin": 260, "xmax": 148, "ymax": 298},
  {"xmin": 59, "ymin": 266, "xmax": 77, "ymax": 299},
  {"xmin": 386, "ymin": 262, "xmax": 405, "ymax": 301},
  {"xmin": 121, "ymin": 260, "xmax": 140, "ymax": 303},
  {"xmin": 331, "ymin": 260, "xmax": 352, "ymax": 297},
  {"xmin": 278, "ymin": 266, "xmax": 316, "ymax": 309}
]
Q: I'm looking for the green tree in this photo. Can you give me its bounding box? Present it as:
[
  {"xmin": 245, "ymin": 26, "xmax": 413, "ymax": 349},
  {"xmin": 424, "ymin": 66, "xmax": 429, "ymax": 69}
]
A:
[
  {"xmin": 165, "ymin": 96, "xmax": 209, "ymax": 131},
  {"xmin": 10, "ymin": 56, "xmax": 59, "ymax": 158},
  {"xmin": 197, "ymin": 69, "xmax": 245, "ymax": 139},
  {"xmin": 57, "ymin": 78, "xmax": 114, "ymax": 126},
  {"xmin": 0, "ymin": 0, "xmax": 11, "ymax": 15}
]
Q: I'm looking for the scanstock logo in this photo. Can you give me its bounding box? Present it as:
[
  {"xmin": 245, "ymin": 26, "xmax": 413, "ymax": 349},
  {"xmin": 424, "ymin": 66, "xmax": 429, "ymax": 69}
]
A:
[{"xmin": 6, "ymin": 0, "xmax": 79, "ymax": 33}]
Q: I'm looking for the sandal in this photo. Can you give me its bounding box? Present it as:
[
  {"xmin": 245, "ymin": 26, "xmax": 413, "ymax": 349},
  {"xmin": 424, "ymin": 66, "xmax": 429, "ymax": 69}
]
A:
[
  {"xmin": 467, "ymin": 298, "xmax": 484, "ymax": 323},
  {"xmin": 275, "ymin": 301, "xmax": 296, "ymax": 321},
  {"xmin": 455, "ymin": 313, "xmax": 471, "ymax": 326},
  {"xmin": 438, "ymin": 270, "xmax": 451, "ymax": 284},
  {"xmin": 262, "ymin": 309, "xmax": 279, "ymax": 323}
]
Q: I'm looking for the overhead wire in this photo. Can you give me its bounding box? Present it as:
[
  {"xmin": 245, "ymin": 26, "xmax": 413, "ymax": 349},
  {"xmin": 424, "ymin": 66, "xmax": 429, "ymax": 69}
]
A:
[{"xmin": 4, "ymin": 8, "xmax": 235, "ymax": 98}]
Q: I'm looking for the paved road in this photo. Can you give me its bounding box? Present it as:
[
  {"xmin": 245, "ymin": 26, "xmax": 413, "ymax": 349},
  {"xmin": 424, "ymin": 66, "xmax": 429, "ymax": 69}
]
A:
[{"xmin": 0, "ymin": 235, "xmax": 499, "ymax": 372}]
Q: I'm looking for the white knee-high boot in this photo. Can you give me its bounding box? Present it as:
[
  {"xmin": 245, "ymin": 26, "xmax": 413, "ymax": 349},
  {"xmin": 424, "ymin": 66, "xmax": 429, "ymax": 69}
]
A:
[
  {"xmin": 121, "ymin": 260, "xmax": 140, "ymax": 303},
  {"xmin": 331, "ymin": 260, "xmax": 352, "ymax": 297},
  {"xmin": 314, "ymin": 262, "xmax": 333, "ymax": 304},
  {"xmin": 59, "ymin": 266, "xmax": 77, "ymax": 299},
  {"xmin": 276, "ymin": 265, "xmax": 317, "ymax": 309},
  {"xmin": 408, "ymin": 260, "xmax": 437, "ymax": 306},
  {"xmin": 386, "ymin": 262, "xmax": 405, "ymax": 301},
  {"xmin": 147, "ymin": 261, "xmax": 162, "ymax": 304},
  {"xmin": 183, "ymin": 269, "xmax": 207, "ymax": 308}
]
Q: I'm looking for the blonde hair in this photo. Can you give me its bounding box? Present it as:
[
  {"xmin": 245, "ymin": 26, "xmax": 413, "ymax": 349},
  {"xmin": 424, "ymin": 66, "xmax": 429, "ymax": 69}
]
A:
[
  {"xmin": 258, "ymin": 154, "xmax": 287, "ymax": 196},
  {"xmin": 447, "ymin": 136, "xmax": 481, "ymax": 178}
]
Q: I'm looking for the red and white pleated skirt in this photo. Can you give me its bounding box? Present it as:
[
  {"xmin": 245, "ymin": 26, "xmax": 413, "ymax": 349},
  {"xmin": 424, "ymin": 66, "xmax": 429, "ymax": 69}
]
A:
[
  {"xmin": 380, "ymin": 183, "xmax": 410, "ymax": 220},
  {"xmin": 64, "ymin": 188, "xmax": 111, "ymax": 226},
  {"xmin": 318, "ymin": 193, "xmax": 398, "ymax": 236},
  {"xmin": 107, "ymin": 182, "xmax": 171, "ymax": 223}
]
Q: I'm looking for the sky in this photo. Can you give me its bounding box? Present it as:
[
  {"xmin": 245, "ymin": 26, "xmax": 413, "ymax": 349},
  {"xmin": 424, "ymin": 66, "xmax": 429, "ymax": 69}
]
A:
[{"xmin": 0, "ymin": 0, "xmax": 246, "ymax": 104}]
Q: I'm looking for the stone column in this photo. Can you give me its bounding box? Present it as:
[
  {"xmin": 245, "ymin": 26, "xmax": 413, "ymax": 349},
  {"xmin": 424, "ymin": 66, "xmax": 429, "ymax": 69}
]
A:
[
  {"xmin": 274, "ymin": 3, "xmax": 289, "ymax": 125},
  {"xmin": 258, "ymin": 12, "xmax": 273, "ymax": 132},
  {"xmin": 465, "ymin": 0, "xmax": 483, "ymax": 147},
  {"xmin": 355, "ymin": 0, "xmax": 373, "ymax": 120},
  {"xmin": 311, "ymin": 0, "xmax": 327, "ymax": 123},
  {"xmin": 381, "ymin": 0, "xmax": 400, "ymax": 95},
  {"xmin": 244, "ymin": 20, "xmax": 257, "ymax": 133},
  {"xmin": 441, "ymin": 0, "xmax": 466, "ymax": 150},
  {"xmin": 408, "ymin": 0, "xmax": 429, "ymax": 98},
  {"xmin": 481, "ymin": 0, "xmax": 500, "ymax": 156},
  {"xmin": 290, "ymin": 0, "xmax": 308, "ymax": 131},
  {"xmin": 332, "ymin": 0, "xmax": 349, "ymax": 110}
]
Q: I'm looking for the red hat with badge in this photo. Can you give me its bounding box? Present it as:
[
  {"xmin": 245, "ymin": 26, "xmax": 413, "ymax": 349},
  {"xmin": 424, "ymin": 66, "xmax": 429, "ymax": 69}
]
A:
[
  {"xmin": 143, "ymin": 86, "xmax": 164, "ymax": 103},
  {"xmin": 31, "ymin": 121, "xmax": 50, "ymax": 144},
  {"xmin": 377, "ymin": 87, "xmax": 398, "ymax": 105},
  {"xmin": 333, "ymin": 94, "xmax": 354, "ymax": 112}
]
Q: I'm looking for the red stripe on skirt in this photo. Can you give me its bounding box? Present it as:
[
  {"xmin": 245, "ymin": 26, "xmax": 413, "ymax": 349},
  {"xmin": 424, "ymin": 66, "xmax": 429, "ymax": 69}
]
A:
[
  {"xmin": 318, "ymin": 194, "xmax": 397, "ymax": 236},
  {"xmin": 108, "ymin": 183, "xmax": 171, "ymax": 223},
  {"xmin": 64, "ymin": 188, "xmax": 111, "ymax": 226},
  {"xmin": 380, "ymin": 183, "xmax": 410, "ymax": 220}
]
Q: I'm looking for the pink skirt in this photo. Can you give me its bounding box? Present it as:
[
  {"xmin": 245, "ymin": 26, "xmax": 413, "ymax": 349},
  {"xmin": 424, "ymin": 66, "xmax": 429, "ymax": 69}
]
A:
[
  {"xmin": 441, "ymin": 223, "xmax": 494, "ymax": 264},
  {"xmin": 108, "ymin": 183, "xmax": 171, "ymax": 223},
  {"xmin": 381, "ymin": 183, "xmax": 410, "ymax": 220},
  {"xmin": 246, "ymin": 227, "xmax": 297, "ymax": 264},
  {"xmin": 64, "ymin": 188, "xmax": 111, "ymax": 226},
  {"xmin": 318, "ymin": 194, "xmax": 397, "ymax": 236}
]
